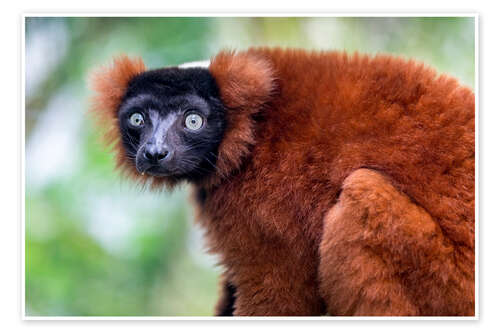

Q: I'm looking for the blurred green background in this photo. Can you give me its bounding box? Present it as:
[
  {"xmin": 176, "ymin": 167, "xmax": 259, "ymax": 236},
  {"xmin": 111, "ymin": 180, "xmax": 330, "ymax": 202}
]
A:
[{"xmin": 25, "ymin": 17, "xmax": 475, "ymax": 316}]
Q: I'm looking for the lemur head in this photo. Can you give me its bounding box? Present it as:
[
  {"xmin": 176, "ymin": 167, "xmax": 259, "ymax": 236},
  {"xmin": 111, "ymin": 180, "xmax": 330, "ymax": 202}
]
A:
[
  {"xmin": 90, "ymin": 51, "xmax": 275, "ymax": 188},
  {"xmin": 117, "ymin": 68, "xmax": 225, "ymax": 182}
]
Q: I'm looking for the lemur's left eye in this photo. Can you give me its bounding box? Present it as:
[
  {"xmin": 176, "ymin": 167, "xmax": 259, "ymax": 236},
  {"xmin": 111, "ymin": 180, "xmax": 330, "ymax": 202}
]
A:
[
  {"xmin": 129, "ymin": 112, "xmax": 144, "ymax": 127},
  {"xmin": 185, "ymin": 113, "xmax": 204, "ymax": 131}
]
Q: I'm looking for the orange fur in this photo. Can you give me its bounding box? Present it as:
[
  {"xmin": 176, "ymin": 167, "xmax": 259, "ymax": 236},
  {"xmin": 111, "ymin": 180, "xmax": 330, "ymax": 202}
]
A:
[
  {"xmin": 91, "ymin": 48, "xmax": 475, "ymax": 316},
  {"xmin": 198, "ymin": 48, "xmax": 474, "ymax": 316},
  {"xmin": 90, "ymin": 55, "xmax": 177, "ymax": 189},
  {"xmin": 204, "ymin": 51, "xmax": 277, "ymax": 186},
  {"xmin": 319, "ymin": 169, "xmax": 473, "ymax": 315}
]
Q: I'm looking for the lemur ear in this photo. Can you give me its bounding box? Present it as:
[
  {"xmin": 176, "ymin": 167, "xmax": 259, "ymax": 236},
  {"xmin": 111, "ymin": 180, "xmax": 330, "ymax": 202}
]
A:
[
  {"xmin": 90, "ymin": 55, "xmax": 146, "ymax": 123},
  {"xmin": 208, "ymin": 50, "xmax": 276, "ymax": 111},
  {"xmin": 204, "ymin": 51, "xmax": 276, "ymax": 186},
  {"xmin": 89, "ymin": 55, "xmax": 147, "ymax": 182}
]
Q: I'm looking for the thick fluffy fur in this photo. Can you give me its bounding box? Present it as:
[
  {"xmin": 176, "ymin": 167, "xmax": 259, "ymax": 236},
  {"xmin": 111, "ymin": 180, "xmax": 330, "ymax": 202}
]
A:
[
  {"xmin": 90, "ymin": 56, "xmax": 153, "ymax": 184},
  {"xmin": 319, "ymin": 169, "xmax": 473, "ymax": 315},
  {"xmin": 91, "ymin": 48, "xmax": 475, "ymax": 316}
]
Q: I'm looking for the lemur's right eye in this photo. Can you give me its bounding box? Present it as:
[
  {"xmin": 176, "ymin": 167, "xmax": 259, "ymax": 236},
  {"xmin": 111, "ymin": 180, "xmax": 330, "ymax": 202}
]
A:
[{"xmin": 129, "ymin": 112, "xmax": 144, "ymax": 127}]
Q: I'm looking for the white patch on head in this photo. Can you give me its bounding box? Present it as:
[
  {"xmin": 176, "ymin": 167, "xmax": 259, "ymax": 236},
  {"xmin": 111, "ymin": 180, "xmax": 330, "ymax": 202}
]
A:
[{"xmin": 178, "ymin": 60, "xmax": 210, "ymax": 69}]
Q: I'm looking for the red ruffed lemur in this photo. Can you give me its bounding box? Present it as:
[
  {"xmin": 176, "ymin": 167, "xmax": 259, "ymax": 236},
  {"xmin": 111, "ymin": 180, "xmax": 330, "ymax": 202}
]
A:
[{"xmin": 90, "ymin": 48, "xmax": 475, "ymax": 316}]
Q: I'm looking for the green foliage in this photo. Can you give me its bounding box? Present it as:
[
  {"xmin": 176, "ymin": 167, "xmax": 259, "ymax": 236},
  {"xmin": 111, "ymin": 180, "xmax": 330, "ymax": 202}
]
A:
[{"xmin": 25, "ymin": 16, "xmax": 474, "ymax": 316}]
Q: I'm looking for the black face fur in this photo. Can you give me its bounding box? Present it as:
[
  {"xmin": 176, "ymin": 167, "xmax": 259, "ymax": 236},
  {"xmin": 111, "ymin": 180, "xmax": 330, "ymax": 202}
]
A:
[{"xmin": 118, "ymin": 67, "xmax": 226, "ymax": 183}]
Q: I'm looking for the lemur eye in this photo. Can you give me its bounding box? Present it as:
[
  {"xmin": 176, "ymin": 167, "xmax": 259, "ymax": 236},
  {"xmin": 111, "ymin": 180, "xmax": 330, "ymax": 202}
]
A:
[
  {"xmin": 185, "ymin": 113, "xmax": 204, "ymax": 131},
  {"xmin": 129, "ymin": 112, "xmax": 144, "ymax": 127}
]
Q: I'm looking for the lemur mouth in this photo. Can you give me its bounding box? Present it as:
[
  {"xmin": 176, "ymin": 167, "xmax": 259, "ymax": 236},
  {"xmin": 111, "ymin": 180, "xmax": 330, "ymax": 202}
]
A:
[
  {"xmin": 141, "ymin": 165, "xmax": 188, "ymax": 178},
  {"xmin": 136, "ymin": 160, "xmax": 169, "ymax": 177},
  {"xmin": 142, "ymin": 166, "xmax": 171, "ymax": 177}
]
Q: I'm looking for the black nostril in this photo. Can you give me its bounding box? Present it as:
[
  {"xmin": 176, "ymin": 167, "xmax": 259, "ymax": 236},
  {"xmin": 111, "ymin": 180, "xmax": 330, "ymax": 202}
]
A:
[
  {"xmin": 144, "ymin": 150, "xmax": 154, "ymax": 161},
  {"xmin": 157, "ymin": 151, "xmax": 168, "ymax": 161},
  {"xmin": 143, "ymin": 148, "xmax": 169, "ymax": 163}
]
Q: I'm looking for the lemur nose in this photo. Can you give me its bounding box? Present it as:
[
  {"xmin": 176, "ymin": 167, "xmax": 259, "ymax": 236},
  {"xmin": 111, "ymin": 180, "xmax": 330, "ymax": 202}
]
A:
[{"xmin": 144, "ymin": 144, "xmax": 169, "ymax": 163}]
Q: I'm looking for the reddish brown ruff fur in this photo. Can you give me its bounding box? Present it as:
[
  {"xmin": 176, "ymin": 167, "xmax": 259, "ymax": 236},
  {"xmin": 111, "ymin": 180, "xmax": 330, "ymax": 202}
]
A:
[
  {"xmin": 90, "ymin": 56, "xmax": 177, "ymax": 188},
  {"xmin": 91, "ymin": 48, "xmax": 475, "ymax": 316}
]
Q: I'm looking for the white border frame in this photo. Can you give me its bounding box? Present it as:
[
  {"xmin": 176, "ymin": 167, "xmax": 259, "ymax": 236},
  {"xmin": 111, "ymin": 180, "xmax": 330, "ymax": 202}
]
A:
[{"xmin": 21, "ymin": 13, "xmax": 479, "ymax": 321}]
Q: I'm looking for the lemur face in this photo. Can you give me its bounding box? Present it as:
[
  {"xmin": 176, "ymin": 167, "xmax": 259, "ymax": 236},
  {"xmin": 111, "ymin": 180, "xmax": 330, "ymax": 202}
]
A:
[{"xmin": 117, "ymin": 67, "xmax": 226, "ymax": 182}]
